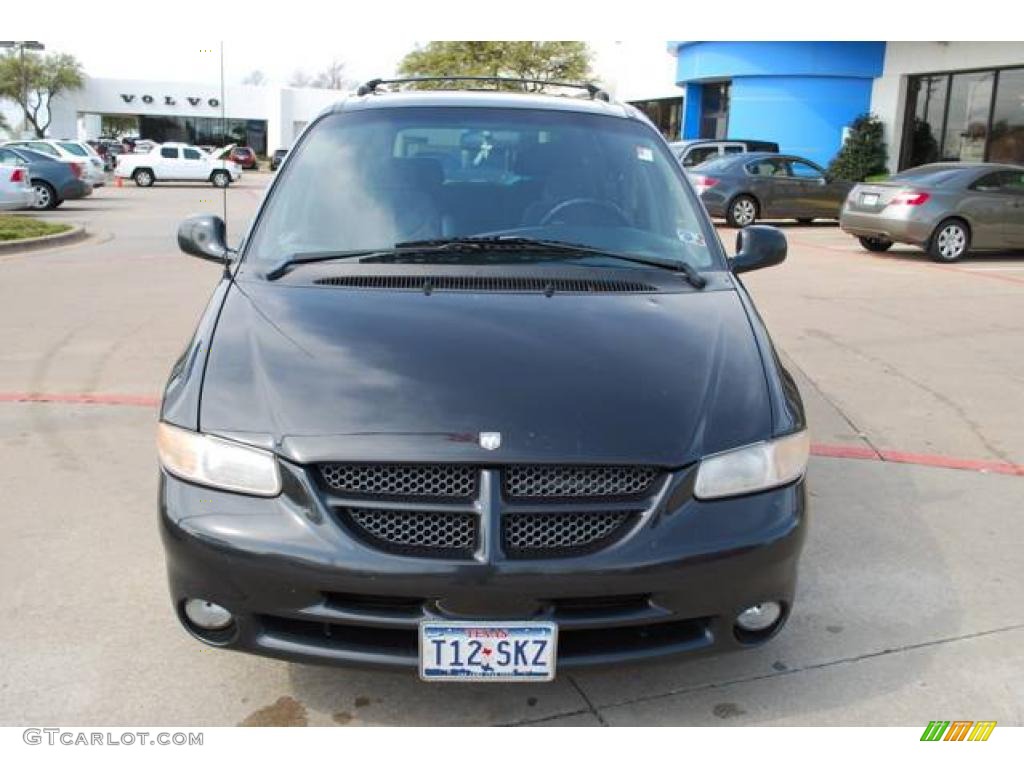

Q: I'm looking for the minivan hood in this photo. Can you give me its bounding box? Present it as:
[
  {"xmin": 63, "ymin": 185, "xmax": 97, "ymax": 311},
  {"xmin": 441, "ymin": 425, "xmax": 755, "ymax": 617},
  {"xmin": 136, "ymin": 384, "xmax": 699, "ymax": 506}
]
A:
[{"xmin": 199, "ymin": 275, "xmax": 771, "ymax": 467}]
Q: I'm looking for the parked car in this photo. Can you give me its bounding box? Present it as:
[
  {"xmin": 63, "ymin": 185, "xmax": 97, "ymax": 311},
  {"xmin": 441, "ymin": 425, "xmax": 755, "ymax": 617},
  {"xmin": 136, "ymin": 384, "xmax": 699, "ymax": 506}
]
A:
[
  {"xmin": 114, "ymin": 143, "xmax": 242, "ymax": 187},
  {"xmin": 1, "ymin": 139, "xmax": 106, "ymax": 188},
  {"xmin": 0, "ymin": 146, "xmax": 93, "ymax": 210},
  {"xmin": 670, "ymin": 139, "xmax": 780, "ymax": 169},
  {"xmin": 688, "ymin": 152, "xmax": 853, "ymax": 227},
  {"xmin": 230, "ymin": 146, "xmax": 258, "ymax": 170},
  {"xmin": 211, "ymin": 144, "xmax": 258, "ymax": 170},
  {"xmin": 270, "ymin": 148, "xmax": 287, "ymax": 171},
  {"xmin": 840, "ymin": 163, "xmax": 1024, "ymax": 262},
  {"xmin": 159, "ymin": 85, "xmax": 808, "ymax": 679},
  {"xmin": 0, "ymin": 163, "xmax": 34, "ymax": 210}
]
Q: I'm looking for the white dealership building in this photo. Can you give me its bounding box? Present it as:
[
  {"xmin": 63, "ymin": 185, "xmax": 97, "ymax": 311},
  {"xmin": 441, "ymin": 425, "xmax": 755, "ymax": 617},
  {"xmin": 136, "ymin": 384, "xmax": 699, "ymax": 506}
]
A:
[{"xmin": 33, "ymin": 77, "xmax": 350, "ymax": 155}]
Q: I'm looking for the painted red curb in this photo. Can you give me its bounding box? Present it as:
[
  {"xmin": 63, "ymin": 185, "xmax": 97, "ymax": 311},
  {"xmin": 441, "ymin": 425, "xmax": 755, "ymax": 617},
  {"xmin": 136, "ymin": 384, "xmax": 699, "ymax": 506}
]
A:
[
  {"xmin": 0, "ymin": 392, "xmax": 160, "ymax": 407},
  {"xmin": 876, "ymin": 448, "xmax": 1024, "ymax": 476},
  {"xmin": 811, "ymin": 442, "xmax": 1024, "ymax": 476},
  {"xmin": 809, "ymin": 442, "xmax": 880, "ymax": 460}
]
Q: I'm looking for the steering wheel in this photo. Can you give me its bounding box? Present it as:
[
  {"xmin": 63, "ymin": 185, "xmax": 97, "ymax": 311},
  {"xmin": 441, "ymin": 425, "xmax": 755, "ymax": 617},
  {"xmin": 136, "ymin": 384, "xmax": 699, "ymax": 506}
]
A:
[{"xmin": 539, "ymin": 198, "xmax": 630, "ymax": 227}]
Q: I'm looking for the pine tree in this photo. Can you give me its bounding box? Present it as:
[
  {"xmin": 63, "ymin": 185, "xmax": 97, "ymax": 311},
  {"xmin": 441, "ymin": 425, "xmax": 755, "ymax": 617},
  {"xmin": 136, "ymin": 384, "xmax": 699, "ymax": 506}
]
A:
[{"xmin": 827, "ymin": 113, "xmax": 888, "ymax": 182}]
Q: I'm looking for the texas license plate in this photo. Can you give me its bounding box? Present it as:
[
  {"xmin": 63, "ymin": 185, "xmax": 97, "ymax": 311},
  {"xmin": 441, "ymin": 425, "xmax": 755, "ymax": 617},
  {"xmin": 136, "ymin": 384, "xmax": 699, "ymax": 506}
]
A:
[
  {"xmin": 419, "ymin": 621, "xmax": 558, "ymax": 682},
  {"xmin": 861, "ymin": 192, "xmax": 879, "ymax": 206}
]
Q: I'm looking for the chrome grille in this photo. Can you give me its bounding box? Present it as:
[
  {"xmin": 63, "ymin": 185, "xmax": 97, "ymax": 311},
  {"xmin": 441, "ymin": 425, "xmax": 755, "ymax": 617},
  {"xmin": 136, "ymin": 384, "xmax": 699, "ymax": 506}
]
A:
[
  {"xmin": 504, "ymin": 466, "xmax": 657, "ymax": 499},
  {"xmin": 344, "ymin": 508, "xmax": 477, "ymax": 556},
  {"xmin": 504, "ymin": 511, "xmax": 634, "ymax": 556},
  {"xmin": 320, "ymin": 464, "xmax": 477, "ymax": 498}
]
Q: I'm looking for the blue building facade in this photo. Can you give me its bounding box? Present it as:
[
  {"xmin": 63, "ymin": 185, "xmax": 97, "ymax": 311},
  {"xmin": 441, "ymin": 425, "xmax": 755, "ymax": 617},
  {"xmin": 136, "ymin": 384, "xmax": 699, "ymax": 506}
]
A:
[{"xmin": 671, "ymin": 42, "xmax": 886, "ymax": 167}]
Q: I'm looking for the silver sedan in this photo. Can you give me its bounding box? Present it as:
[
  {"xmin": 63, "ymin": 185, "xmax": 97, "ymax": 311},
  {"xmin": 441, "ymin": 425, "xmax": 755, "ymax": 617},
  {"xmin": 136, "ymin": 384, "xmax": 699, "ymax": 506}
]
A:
[{"xmin": 840, "ymin": 163, "xmax": 1024, "ymax": 262}]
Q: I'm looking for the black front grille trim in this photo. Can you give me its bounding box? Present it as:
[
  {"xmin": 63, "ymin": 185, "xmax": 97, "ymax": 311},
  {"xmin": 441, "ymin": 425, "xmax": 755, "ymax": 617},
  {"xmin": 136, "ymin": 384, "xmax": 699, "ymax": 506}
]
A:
[
  {"xmin": 313, "ymin": 275, "xmax": 656, "ymax": 293},
  {"xmin": 323, "ymin": 592, "xmax": 426, "ymax": 617},
  {"xmin": 503, "ymin": 510, "xmax": 637, "ymax": 559},
  {"xmin": 320, "ymin": 463, "xmax": 478, "ymax": 499},
  {"xmin": 258, "ymin": 614, "xmax": 713, "ymax": 663},
  {"xmin": 504, "ymin": 465, "xmax": 659, "ymax": 500},
  {"xmin": 340, "ymin": 508, "xmax": 477, "ymax": 559}
]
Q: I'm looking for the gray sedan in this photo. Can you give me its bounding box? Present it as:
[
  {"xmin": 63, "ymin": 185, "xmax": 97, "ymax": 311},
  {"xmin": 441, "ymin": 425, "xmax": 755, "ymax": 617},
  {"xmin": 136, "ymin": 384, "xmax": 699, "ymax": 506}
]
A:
[
  {"xmin": 840, "ymin": 163, "xmax": 1024, "ymax": 262},
  {"xmin": 687, "ymin": 152, "xmax": 853, "ymax": 227}
]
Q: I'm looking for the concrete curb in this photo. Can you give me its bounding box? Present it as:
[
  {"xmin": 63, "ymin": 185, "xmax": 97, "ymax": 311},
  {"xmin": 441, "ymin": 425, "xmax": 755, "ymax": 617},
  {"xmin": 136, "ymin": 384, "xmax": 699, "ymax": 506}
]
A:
[{"xmin": 0, "ymin": 223, "xmax": 88, "ymax": 254}]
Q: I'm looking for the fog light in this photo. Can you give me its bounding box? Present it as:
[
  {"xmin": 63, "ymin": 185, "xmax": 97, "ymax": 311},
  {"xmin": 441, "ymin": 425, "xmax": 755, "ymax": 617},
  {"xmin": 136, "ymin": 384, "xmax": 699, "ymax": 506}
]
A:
[
  {"xmin": 736, "ymin": 602, "xmax": 782, "ymax": 632},
  {"xmin": 184, "ymin": 599, "xmax": 233, "ymax": 630}
]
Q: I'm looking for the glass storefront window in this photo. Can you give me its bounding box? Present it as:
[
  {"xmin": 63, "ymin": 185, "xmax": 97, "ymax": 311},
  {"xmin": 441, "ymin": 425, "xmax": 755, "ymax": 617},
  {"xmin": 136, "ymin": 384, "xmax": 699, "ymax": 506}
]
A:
[
  {"xmin": 903, "ymin": 74, "xmax": 947, "ymax": 167},
  {"xmin": 941, "ymin": 70, "xmax": 994, "ymax": 162},
  {"xmin": 133, "ymin": 115, "xmax": 268, "ymax": 154},
  {"xmin": 901, "ymin": 66, "xmax": 1024, "ymax": 169},
  {"xmin": 700, "ymin": 82, "xmax": 730, "ymax": 140},
  {"xmin": 628, "ymin": 97, "xmax": 683, "ymax": 140},
  {"xmin": 989, "ymin": 68, "xmax": 1024, "ymax": 164}
]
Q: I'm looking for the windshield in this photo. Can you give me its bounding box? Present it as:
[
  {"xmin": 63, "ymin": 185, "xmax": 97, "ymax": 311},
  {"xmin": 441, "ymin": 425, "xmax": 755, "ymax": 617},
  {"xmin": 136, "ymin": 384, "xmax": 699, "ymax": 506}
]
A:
[
  {"xmin": 58, "ymin": 142, "xmax": 89, "ymax": 157},
  {"xmin": 246, "ymin": 107, "xmax": 720, "ymax": 270}
]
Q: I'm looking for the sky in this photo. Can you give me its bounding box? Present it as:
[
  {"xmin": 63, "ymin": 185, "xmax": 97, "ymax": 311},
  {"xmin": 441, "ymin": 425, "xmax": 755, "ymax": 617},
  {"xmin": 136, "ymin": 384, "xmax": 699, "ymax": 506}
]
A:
[{"xmin": 39, "ymin": 39, "xmax": 682, "ymax": 100}]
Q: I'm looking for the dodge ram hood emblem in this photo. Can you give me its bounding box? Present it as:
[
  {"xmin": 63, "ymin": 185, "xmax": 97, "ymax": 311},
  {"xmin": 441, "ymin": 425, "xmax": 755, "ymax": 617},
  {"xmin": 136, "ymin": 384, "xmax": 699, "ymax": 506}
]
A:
[{"xmin": 479, "ymin": 432, "xmax": 501, "ymax": 451}]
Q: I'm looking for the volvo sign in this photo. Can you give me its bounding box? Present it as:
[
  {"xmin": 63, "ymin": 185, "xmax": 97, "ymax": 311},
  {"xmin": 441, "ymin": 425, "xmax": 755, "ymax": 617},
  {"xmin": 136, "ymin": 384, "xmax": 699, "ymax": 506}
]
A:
[{"xmin": 119, "ymin": 94, "xmax": 221, "ymax": 107}]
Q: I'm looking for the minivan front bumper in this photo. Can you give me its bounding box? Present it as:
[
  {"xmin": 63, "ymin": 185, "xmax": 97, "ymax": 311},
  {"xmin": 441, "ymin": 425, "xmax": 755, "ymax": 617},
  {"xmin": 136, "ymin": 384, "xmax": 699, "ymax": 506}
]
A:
[{"xmin": 160, "ymin": 460, "xmax": 807, "ymax": 671}]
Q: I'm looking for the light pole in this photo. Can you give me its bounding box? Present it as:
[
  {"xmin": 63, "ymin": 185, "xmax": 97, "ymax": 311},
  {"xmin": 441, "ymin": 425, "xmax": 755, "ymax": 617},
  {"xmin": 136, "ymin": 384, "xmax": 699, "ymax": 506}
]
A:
[{"xmin": 0, "ymin": 41, "xmax": 46, "ymax": 137}]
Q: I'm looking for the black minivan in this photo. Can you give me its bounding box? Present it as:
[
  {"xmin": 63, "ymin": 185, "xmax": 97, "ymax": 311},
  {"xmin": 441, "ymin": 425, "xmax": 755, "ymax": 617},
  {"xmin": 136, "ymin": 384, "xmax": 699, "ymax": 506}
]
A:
[{"xmin": 159, "ymin": 81, "xmax": 808, "ymax": 681}]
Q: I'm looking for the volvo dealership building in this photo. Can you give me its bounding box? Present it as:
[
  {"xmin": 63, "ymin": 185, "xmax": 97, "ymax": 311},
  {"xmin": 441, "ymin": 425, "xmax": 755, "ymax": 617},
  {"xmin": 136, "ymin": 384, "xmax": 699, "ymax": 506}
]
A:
[
  {"xmin": 38, "ymin": 77, "xmax": 349, "ymax": 155},
  {"xmin": 669, "ymin": 41, "xmax": 1024, "ymax": 171}
]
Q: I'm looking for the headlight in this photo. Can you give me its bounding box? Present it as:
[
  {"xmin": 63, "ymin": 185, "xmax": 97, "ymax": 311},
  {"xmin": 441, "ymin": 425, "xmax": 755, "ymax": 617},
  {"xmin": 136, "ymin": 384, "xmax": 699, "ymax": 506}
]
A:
[
  {"xmin": 694, "ymin": 431, "xmax": 809, "ymax": 500},
  {"xmin": 157, "ymin": 422, "xmax": 281, "ymax": 497}
]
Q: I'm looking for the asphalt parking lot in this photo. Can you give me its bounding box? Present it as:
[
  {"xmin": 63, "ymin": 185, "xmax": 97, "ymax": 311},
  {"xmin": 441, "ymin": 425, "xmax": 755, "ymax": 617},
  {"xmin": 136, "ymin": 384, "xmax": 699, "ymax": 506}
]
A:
[{"xmin": 1, "ymin": 175, "xmax": 1021, "ymax": 726}]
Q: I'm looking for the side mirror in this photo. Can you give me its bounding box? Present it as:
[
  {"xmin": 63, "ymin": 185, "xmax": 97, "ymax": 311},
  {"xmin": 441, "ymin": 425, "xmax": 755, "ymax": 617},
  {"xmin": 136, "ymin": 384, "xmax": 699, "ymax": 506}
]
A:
[
  {"xmin": 177, "ymin": 214, "xmax": 231, "ymax": 264},
  {"xmin": 730, "ymin": 225, "xmax": 787, "ymax": 274}
]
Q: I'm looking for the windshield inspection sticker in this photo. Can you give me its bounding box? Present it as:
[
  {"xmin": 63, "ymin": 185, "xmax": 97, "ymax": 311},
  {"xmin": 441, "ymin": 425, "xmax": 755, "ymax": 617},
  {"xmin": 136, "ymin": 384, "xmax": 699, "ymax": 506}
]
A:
[
  {"xmin": 636, "ymin": 146, "xmax": 654, "ymax": 162},
  {"xmin": 677, "ymin": 229, "xmax": 706, "ymax": 246}
]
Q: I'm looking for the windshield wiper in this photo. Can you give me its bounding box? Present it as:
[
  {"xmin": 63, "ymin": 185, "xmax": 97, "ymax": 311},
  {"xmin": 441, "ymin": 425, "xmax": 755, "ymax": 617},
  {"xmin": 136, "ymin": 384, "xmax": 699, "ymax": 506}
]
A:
[
  {"xmin": 379, "ymin": 236, "xmax": 708, "ymax": 288},
  {"xmin": 265, "ymin": 236, "xmax": 706, "ymax": 289},
  {"xmin": 264, "ymin": 249, "xmax": 384, "ymax": 280}
]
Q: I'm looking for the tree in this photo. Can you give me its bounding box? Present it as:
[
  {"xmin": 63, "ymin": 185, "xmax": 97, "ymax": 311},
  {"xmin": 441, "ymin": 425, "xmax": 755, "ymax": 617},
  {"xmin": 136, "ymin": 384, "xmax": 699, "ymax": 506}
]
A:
[
  {"xmin": 0, "ymin": 112, "xmax": 9, "ymax": 138},
  {"xmin": 398, "ymin": 42, "xmax": 593, "ymax": 91},
  {"xmin": 0, "ymin": 50, "xmax": 85, "ymax": 137},
  {"xmin": 311, "ymin": 59, "xmax": 349, "ymax": 90},
  {"xmin": 242, "ymin": 69, "xmax": 267, "ymax": 86},
  {"xmin": 288, "ymin": 70, "xmax": 313, "ymax": 88},
  {"xmin": 827, "ymin": 113, "xmax": 888, "ymax": 182},
  {"xmin": 101, "ymin": 115, "xmax": 138, "ymax": 137}
]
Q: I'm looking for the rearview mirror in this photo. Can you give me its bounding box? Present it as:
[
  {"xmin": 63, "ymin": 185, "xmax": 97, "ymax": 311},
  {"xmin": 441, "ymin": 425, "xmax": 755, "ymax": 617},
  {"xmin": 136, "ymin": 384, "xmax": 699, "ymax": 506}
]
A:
[
  {"xmin": 730, "ymin": 225, "xmax": 787, "ymax": 274},
  {"xmin": 177, "ymin": 214, "xmax": 231, "ymax": 264}
]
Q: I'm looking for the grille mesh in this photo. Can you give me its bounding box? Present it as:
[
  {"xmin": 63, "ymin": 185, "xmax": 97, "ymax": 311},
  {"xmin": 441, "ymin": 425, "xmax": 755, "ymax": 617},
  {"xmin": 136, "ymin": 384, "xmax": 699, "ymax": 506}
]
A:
[
  {"xmin": 320, "ymin": 464, "xmax": 477, "ymax": 498},
  {"xmin": 313, "ymin": 275, "xmax": 655, "ymax": 293},
  {"xmin": 346, "ymin": 508, "xmax": 477, "ymax": 554},
  {"xmin": 505, "ymin": 511, "xmax": 633, "ymax": 554},
  {"xmin": 505, "ymin": 466, "xmax": 657, "ymax": 499}
]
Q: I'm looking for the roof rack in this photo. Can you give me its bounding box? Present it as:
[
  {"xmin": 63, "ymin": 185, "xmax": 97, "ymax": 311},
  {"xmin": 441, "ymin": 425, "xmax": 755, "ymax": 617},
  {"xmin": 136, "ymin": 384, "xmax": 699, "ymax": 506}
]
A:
[{"xmin": 356, "ymin": 76, "xmax": 611, "ymax": 102}]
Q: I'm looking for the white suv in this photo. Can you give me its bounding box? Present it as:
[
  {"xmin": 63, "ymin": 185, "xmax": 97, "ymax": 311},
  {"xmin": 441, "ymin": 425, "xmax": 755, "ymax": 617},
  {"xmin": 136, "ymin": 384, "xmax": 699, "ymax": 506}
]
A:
[
  {"xmin": 114, "ymin": 143, "xmax": 242, "ymax": 187},
  {"xmin": 1, "ymin": 139, "xmax": 107, "ymax": 187}
]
